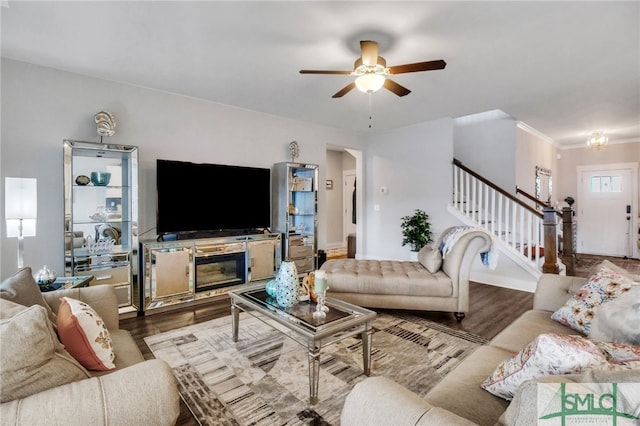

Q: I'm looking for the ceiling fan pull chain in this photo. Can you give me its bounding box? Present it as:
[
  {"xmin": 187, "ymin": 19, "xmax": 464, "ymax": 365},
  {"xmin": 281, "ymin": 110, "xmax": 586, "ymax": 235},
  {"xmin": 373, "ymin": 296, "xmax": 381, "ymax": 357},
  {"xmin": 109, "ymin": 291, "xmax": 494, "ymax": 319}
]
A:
[{"xmin": 368, "ymin": 92, "xmax": 373, "ymax": 129}]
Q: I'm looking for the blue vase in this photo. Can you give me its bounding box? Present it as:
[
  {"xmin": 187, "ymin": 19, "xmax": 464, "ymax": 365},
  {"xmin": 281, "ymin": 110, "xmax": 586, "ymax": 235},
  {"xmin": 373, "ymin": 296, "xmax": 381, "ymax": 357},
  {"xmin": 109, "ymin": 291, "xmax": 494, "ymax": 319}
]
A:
[
  {"xmin": 275, "ymin": 261, "xmax": 299, "ymax": 308},
  {"xmin": 265, "ymin": 279, "xmax": 277, "ymax": 297}
]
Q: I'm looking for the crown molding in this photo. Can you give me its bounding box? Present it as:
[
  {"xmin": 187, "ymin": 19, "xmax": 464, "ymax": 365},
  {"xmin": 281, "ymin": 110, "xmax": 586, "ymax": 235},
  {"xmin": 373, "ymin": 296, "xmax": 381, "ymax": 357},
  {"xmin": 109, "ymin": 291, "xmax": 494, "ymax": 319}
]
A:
[
  {"xmin": 559, "ymin": 137, "xmax": 640, "ymax": 150},
  {"xmin": 516, "ymin": 121, "xmax": 557, "ymax": 147}
]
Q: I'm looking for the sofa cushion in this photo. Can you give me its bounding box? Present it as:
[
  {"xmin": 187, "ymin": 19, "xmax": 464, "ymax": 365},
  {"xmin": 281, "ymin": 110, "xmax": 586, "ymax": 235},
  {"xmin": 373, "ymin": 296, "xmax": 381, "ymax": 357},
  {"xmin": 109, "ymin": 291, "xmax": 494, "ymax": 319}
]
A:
[
  {"xmin": 341, "ymin": 376, "xmax": 477, "ymax": 426},
  {"xmin": 0, "ymin": 266, "xmax": 57, "ymax": 325},
  {"xmin": 57, "ymin": 297, "xmax": 115, "ymax": 371},
  {"xmin": 322, "ymin": 259, "xmax": 453, "ymax": 297},
  {"xmin": 425, "ymin": 345, "xmax": 511, "ymax": 425},
  {"xmin": 490, "ymin": 309, "xmax": 575, "ymax": 353},
  {"xmin": 481, "ymin": 333, "xmax": 608, "ymax": 400},
  {"xmin": 0, "ymin": 359, "xmax": 181, "ymax": 426},
  {"xmin": 551, "ymin": 266, "xmax": 638, "ymax": 336},
  {"xmin": 0, "ymin": 299, "xmax": 89, "ymax": 402},
  {"xmin": 590, "ymin": 285, "xmax": 640, "ymax": 345},
  {"xmin": 418, "ymin": 246, "xmax": 442, "ymax": 273}
]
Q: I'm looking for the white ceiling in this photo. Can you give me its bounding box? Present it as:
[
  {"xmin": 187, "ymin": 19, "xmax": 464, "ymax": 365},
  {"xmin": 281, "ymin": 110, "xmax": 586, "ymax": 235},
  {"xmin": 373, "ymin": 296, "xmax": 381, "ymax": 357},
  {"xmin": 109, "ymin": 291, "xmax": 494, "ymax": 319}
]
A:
[{"xmin": 2, "ymin": 1, "xmax": 639, "ymax": 148}]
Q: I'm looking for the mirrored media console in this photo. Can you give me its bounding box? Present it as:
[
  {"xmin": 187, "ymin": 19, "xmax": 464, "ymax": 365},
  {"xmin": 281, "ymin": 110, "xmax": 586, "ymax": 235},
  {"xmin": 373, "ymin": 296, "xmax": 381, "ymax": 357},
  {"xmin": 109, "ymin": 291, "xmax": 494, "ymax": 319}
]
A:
[{"xmin": 140, "ymin": 233, "xmax": 281, "ymax": 315}]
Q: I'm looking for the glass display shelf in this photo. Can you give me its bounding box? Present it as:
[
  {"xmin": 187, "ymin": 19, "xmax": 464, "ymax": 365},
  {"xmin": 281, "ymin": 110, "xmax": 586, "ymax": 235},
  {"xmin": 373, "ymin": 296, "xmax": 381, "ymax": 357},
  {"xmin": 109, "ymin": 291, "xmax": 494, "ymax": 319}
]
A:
[{"xmin": 64, "ymin": 139, "xmax": 139, "ymax": 316}]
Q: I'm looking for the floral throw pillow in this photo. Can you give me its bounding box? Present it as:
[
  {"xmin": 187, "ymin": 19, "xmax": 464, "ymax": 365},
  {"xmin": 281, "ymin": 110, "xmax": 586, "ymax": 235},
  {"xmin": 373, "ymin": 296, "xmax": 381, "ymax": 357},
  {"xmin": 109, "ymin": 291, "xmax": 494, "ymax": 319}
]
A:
[
  {"xmin": 551, "ymin": 266, "xmax": 638, "ymax": 336},
  {"xmin": 481, "ymin": 333, "xmax": 608, "ymax": 400},
  {"xmin": 593, "ymin": 340, "xmax": 640, "ymax": 363},
  {"xmin": 56, "ymin": 297, "xmax": 115, "ymax": 371}
]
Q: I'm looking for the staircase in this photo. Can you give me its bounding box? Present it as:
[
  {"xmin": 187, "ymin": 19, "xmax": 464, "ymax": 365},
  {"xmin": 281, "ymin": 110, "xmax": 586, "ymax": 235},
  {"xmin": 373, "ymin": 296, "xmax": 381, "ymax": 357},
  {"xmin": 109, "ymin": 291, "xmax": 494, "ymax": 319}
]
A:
[{"xmin": 449, "ymin": 160, "xmax": 567, "ymax": 290}]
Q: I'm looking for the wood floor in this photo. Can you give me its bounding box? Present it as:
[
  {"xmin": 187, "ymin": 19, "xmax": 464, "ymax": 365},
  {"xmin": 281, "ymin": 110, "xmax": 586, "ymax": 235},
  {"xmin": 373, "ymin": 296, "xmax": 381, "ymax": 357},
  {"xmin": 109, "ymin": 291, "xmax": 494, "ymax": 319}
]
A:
[{"xmin": 119, "ymin": 281, "xmax": 534, "ymax": 426}]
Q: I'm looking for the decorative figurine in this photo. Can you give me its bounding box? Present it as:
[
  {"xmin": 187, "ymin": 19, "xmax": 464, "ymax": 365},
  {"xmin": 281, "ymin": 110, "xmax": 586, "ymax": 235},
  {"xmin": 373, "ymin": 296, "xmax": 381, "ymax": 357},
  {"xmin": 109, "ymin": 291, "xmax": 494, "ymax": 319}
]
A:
[
  {"xmin": 94, "ymin": 111, "xmax": 116, "ymax": 137},
  {"xmin": 289, "ymin": 141, "xmax": 299, "ymax": 162},
  {"xmin": 34, "ymin": 265, "xmax": 57, "ymax": 286}
]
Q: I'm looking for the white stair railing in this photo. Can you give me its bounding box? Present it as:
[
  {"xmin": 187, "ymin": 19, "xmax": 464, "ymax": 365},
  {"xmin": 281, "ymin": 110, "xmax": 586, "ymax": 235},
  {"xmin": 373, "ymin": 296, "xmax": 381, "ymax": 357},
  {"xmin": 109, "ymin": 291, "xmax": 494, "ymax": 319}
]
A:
[{"xmin": 452, "ymin": 160, "xmax": 558, "ymax": 272}]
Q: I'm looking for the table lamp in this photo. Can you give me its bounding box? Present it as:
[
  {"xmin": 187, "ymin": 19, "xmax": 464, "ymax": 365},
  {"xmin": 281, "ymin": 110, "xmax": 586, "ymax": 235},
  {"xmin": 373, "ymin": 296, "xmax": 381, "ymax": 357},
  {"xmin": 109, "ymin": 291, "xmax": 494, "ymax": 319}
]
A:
[{"xmin": 5, "ymin": 177, "xmax": 37, "ymax": 268}]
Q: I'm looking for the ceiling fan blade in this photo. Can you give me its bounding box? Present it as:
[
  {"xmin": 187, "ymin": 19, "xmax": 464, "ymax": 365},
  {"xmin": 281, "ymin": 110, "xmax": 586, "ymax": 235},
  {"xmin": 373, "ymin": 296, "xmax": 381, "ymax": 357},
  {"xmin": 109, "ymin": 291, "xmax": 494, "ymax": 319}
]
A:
[
  {"xmin": 360, "ymin": 40, "xmax": 379, "ymax": 67},
  {"xmin": 388, "ymin": 59, "xmax": 447, "ymax": 74},
  {"xmin": 300, "ymin": 69, "xmax": 353, "ymax": 75},
  {"xmin": 383, "ymin": 79, "xmax": 411, "ymax": 97},
  {"xmin": 332, "ymin": 82, "xmax": 356, "ymax": 98}
]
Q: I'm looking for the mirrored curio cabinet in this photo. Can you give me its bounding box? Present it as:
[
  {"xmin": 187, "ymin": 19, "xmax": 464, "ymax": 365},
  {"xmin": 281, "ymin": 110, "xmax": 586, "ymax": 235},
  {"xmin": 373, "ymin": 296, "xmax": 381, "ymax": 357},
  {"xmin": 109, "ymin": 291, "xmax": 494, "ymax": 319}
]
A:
[
  {"xmin": 63, "ymin": 140, "xmax": 139, "ymax": 317},
  {"xmin": 272, "ymin": 162, "xmax": 319, "ymax": 275}
]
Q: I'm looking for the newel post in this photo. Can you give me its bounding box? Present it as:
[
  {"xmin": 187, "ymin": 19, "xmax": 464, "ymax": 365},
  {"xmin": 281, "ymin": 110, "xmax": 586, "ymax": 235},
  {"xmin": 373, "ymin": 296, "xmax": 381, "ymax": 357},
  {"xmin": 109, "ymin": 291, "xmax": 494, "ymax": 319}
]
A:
[
  {"xmin": 561, "ymin": 207, "xmax": 576, "ymax": 276},
  {"xmin": 542, "ymin": 206, "xmax": 560, "ymax": 274}
]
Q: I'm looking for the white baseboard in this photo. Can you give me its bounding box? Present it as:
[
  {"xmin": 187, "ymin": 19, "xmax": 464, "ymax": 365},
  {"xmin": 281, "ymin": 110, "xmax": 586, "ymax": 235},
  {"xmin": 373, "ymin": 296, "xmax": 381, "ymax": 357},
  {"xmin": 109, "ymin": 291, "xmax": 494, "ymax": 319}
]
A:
[
  {"xmin": 324, "ymin": 242, "xmax": 346, "ymax": 250},
  {"xmin": 470, "ymin": 271, "xmax": 537, "ymax": 293}
]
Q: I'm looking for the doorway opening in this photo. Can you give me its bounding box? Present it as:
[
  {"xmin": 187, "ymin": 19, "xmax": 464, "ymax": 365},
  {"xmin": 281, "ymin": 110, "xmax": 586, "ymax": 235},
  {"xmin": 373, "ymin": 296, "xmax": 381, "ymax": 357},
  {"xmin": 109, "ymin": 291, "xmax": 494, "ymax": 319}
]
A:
[{"xmin": 325, "ymin": 147, "xmax": 362, "ymax": 259}]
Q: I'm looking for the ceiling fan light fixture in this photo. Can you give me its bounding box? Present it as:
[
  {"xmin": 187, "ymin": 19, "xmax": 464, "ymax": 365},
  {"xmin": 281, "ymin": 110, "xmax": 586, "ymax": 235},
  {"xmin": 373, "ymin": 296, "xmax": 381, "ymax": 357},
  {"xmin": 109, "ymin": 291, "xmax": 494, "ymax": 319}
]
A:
[
  {"xmin": 587, "ymin": 131, "xmax": 608, "ymax": 149},
  {"xmin": 355, "ymin": 74, "xmax": 385, "ymax": 93}
]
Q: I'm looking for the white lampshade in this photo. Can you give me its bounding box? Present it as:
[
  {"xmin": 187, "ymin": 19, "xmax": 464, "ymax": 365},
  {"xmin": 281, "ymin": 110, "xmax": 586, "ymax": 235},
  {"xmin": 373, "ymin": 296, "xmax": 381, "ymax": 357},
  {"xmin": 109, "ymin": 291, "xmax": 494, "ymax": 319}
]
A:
[
  {"xmin": 5, "ymin": 177, "xmax": 37, "ymax": 237},
  {"xmin": 6, "ymin": 219, "xmax": 36, "ymax": 238},
  {"xmin": 355, "ymin": 74, "xmax": 385, "ymax": 93}
]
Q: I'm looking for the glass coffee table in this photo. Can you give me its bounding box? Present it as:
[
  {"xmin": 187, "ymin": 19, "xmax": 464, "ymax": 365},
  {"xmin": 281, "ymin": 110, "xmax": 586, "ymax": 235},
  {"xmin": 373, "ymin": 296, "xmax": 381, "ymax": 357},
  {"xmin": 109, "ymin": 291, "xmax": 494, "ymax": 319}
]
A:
[{"xmin": 229, "ymin": 283, "xmax": 377, "ymax": 405}]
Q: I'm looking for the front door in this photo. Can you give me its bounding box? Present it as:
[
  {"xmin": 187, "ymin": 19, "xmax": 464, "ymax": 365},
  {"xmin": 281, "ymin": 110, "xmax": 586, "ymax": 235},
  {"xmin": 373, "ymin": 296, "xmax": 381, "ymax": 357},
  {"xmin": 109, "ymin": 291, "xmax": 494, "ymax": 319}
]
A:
[{"xmin": 577, "ymin": 163, "xmax": 636, "ymax": 257}]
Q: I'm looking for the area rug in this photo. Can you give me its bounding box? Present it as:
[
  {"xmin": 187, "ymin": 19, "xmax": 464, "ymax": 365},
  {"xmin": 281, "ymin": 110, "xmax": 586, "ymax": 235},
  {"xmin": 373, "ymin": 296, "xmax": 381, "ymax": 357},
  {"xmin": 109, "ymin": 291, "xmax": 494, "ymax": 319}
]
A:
[{"xmin": 144, "ymin": 311, "xmax": 488, "ymax": 426}]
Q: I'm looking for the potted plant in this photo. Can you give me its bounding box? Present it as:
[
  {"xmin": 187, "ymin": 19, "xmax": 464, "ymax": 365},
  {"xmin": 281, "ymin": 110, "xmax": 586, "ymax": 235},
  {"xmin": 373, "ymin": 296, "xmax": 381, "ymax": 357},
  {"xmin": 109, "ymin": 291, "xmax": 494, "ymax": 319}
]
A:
[{"xmin": 401, "ymin": 209, "xmax": 433, "ymax": 252}]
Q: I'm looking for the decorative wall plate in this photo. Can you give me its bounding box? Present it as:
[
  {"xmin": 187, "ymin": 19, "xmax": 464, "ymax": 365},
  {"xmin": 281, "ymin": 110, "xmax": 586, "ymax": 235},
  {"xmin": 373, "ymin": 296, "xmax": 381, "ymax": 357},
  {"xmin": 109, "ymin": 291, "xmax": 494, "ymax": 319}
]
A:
[{"xmin": 75, "ymin": 175, "xmax": 90, "ymax": 186}]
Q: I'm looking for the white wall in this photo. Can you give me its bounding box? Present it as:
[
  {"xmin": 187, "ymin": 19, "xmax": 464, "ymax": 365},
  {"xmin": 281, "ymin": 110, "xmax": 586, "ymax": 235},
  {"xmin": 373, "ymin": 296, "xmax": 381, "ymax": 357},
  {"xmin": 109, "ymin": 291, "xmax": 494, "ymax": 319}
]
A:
[
  {"xmin": 0, "ymin": 59, "xmax": 361, "ymax": 277},
  {"xmin": 515, "ymin": 124, "xmax": 558, "ymax": 205},
  {"xmin": 556, "ymin": 142, "xmax": 640, "ymax": 209},
  {"xmin": 361, "ymin": 118, "xmax": 459, "ymax": 260},
  {"xmin": 454, "ymin": 110, "xmax": 517, "ymax": 192}
]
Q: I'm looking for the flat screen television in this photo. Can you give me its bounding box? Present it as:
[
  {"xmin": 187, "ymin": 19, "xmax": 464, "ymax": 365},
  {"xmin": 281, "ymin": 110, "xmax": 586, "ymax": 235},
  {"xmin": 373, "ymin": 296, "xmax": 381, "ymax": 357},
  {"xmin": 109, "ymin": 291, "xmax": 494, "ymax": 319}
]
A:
[{"xmin": 156, "ymin": 159, "xmax": 271, "ymax": 236}]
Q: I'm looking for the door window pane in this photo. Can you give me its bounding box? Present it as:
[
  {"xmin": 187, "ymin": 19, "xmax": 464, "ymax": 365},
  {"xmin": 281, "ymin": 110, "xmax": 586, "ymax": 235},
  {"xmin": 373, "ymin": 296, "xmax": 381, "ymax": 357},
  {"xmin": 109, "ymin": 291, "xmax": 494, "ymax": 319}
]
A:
[{"xmin": 590, "ymin": 175, "xmax": 622, "ymax": 193}]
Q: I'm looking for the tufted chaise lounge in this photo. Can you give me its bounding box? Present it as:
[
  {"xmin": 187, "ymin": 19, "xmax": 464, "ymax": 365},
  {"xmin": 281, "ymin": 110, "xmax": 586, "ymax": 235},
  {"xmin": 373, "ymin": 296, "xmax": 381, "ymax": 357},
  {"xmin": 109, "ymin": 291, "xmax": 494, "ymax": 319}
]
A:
[{"xmin": 320, "ymin": 227, "xmax": 492, "ymax": 321}]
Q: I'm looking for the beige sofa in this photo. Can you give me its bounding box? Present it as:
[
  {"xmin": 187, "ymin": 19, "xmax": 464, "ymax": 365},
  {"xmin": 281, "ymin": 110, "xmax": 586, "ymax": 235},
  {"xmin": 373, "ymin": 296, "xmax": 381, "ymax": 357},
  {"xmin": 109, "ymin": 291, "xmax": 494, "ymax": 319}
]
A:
[
  {"xmin": 1, "ymin": 268, "xmax": 180, "ymax": 425},
  {"xmin": 341, "ymin": 270, "xmax": 640, "ymax": 425},
  {"xmin": 321, "ymin": 227, "xmax": 492, "ymax": 321}
]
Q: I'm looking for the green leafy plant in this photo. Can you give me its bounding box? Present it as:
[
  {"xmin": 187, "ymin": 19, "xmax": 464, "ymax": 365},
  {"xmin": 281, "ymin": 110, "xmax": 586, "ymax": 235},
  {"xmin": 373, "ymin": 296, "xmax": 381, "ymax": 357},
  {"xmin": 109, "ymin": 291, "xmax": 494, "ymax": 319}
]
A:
[{"xmin": 401, "ymin": 209, "xmax": 433, "ymax": 252}]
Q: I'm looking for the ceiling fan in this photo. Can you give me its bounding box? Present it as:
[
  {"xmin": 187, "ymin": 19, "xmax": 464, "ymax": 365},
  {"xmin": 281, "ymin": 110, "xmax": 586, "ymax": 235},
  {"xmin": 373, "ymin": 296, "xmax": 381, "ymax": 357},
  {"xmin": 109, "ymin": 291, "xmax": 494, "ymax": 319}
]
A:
[{"xmin": 300, "ymin": 40, "xmax": 446, "ymax": 98}]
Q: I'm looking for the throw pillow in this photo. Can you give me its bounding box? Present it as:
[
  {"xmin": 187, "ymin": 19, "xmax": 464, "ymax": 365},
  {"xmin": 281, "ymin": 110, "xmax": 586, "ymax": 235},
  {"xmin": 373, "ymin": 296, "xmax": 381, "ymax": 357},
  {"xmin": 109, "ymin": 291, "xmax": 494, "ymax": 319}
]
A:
[
  {"xmin": 0, "ymin": 266, "xmax": 57, "ymax": 325},
  {"xmin": 418, "ymin": 245, "xmax": 442, "ymax": 273},
  {"xmin": 57, "ymin": 296, "xmax": 115, "ymax": 371},
  {"xmin": 592, "ymin": 340, "xmax": 640, "ymax": 363},
  {"xmin": 590, "ymin": 285, "xmax": 640, "ymax": 345},
  {"xmin": 480, "ymin": 333, "xmax": 608, "ymax": 400},
  {"xmin": 590, "ymin": 259, "xmax": 640, "ymax": 282},
  {"xmin": 550, "ymin": 266, "xmax": 638, "ymax": 335},
  {"xmin": 0, "ymin": 299, "xmax": 89, "ymax": 403}
]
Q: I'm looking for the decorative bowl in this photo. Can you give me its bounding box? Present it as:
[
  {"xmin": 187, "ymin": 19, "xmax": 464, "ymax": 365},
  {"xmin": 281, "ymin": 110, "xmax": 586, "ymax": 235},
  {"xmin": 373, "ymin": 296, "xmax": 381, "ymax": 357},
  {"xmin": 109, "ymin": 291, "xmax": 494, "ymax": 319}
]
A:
[
  {"xmin": 75, "ymin": 175, "xmax": 90, "ymax": 186},
  {"xmin": 91, "ymin": 172, "xmax": 111, "ymax": 186}
]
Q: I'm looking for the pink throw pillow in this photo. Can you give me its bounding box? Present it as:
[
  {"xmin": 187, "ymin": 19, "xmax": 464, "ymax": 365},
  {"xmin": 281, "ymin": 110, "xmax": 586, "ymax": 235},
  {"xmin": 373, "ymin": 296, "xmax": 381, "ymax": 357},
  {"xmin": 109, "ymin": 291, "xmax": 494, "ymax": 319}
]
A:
[{"xmin": 56, "ymin": 297, "xmax": 115, "ymax": 371}]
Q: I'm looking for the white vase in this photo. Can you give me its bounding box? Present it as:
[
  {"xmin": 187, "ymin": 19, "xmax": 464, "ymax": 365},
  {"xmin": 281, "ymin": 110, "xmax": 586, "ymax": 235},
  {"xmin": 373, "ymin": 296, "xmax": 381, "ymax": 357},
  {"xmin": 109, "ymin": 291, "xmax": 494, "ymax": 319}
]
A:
[{"xmin": 275, "ymin": 261, "xmax": 299, "ymax": 307}]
